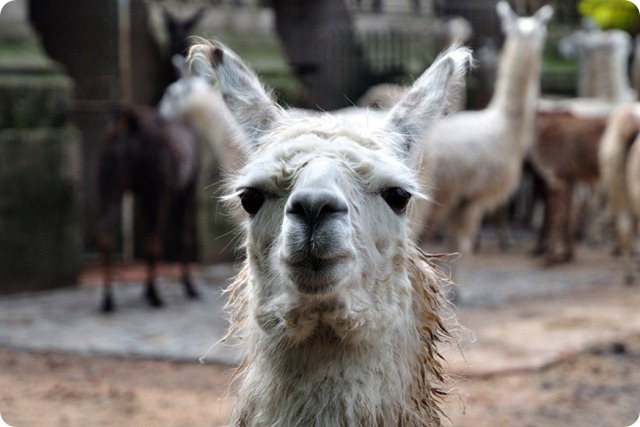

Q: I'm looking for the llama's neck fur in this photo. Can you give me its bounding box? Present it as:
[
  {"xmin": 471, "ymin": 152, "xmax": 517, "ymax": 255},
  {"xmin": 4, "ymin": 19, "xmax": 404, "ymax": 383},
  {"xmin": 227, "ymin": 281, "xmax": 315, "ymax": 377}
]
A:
[
  {"xmin": 583, "ymin": 32, "xmax": 634, "ymax": 102},
  {"xmin": 226, "ymin": 247, "xmax": 453, "ymax": 427},
  {"xmin": 488, "ymin": 33, "xmax": 542, "ymax": 123}
]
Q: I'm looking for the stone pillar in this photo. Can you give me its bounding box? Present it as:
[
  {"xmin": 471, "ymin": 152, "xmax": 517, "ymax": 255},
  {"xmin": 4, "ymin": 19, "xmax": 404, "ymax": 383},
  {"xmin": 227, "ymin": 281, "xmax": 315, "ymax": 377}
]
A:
[{"xmin": 0, "ymin": 0, "xmax": 82, "ymax": 294}]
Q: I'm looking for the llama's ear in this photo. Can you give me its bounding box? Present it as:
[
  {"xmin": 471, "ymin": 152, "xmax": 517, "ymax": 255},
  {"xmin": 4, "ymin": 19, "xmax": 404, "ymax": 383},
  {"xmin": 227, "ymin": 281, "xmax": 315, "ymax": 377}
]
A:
[
  {"xmin": 187, "ymin": 40, "xmax": 282, "ymax": 146},
  {"xmin": 533, "ymin": 4, "xmax": 554, "ymax": 25},
  {"xmin": 380, "ymin": 46, "xmax": 472, "ymax": 161},
  {"xmin": 496, "ymin": 1, "xmax": 518, "ymax": 32},
  {"xmin": 184, "ymin": 7, "xmax": 205, "ymax": 30}
]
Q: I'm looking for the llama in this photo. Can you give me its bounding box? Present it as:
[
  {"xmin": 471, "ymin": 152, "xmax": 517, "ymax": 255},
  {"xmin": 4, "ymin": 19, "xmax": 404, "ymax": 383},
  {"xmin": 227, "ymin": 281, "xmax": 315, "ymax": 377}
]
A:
[
  {"xmin": 96, "ymin": 105, "xmax": 200, "ymax": 312},
  {"xmin": 158, "ymin": 56, "xmax": 246, "ymax": 173},
  {"xmin": 599, "ymin": 102, "xmax": 640, "ymax": 283},
  {"xmin": 624, "ymin": 131, "xmax": 640, "ymax": 279},
  {"xmin": 537, "ymin": 26, "xmax": 635, "ymax": 117},
  {"xmin": 528, "ymin": 26, "xmax": 636, "ymax": 263},
  {"xmin": 429, "ymin": 16, "xmax": 473, "ymax": 55},
  {"xmin": 417, "ymin": 2, "xmax": 553, "ymax": 281},
  {"xmin": 162, "ymin": 7, "xmax": 206, "ymax": 82},
  {"xmin": 529, "ymin": 110, "xmax": 608, "ymax": 264},
  {"xmin": 558, "ymin": 27, "xmax": 635, "ymax": 103},
  {"xmin": 632, "ymin": 35, "xmax": 640, "ymax": 98},
  {"xmin": 189, "ymin": 40, "xmax": 471, "ymax": 426}
]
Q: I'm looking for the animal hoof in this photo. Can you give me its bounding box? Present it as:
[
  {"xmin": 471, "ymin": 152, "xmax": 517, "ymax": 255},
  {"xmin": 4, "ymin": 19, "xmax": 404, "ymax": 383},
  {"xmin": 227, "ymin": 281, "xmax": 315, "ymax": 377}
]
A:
[
  {"xmin": 101, "ymin": 296, "xmax": 114, "ymax": 313},
  {"xmin": 145, "ymin": 290, "xmax": 164, "ymax": 308},
  {"xmin": 186, "ymin": 287, "xmax": 200, "ymax": 300},
  {"xmin": 530, "ymin": 246, "xmax": 545, "ymax": 257},
  {"xmin": 543, "ymin": 256, "xmax": 563, "ymax": 266}
]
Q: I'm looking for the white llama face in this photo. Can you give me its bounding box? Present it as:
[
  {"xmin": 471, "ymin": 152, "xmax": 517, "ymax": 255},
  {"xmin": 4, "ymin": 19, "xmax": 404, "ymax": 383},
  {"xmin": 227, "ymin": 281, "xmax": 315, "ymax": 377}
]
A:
[
  {"xmin": 234, "ymin": 130, "xmax": 419, "ymax": 297},
  {"xmin": 158, "ymin": 76, "xmax": 210, "ymax": 119},
  {"xmin": 497, "ymin": 1, "xmax": 553, "ymax": 44},
  {"xmin": 193, "ymin": 41, "xmax": 471, "ymax": 339}
]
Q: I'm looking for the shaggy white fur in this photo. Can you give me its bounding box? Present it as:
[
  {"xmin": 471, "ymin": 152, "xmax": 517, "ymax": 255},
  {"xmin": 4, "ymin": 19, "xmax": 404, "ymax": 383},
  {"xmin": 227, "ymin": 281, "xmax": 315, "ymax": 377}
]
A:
[
  {"xmin": 599, "ymin": 103, "xmax": 640, "ymax": 283},
  {"xmin": 188, "ymin": 39, "xmax": 471, "ymax": 426},
  {"xmin": 418, "ymin": 1, "xmax": 553, "ymax": 284}
]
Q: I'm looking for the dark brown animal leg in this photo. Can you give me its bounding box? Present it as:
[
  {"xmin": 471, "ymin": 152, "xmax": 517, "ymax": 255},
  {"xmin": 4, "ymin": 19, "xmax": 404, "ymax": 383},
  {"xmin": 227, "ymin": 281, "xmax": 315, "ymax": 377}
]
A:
[
  {"xmin": 495, "ymin": 204, "xmax": 513, "ymax": 251},
  {"xmin": 97, "ymin": 203, "xmax": 120, "ymax": 313},
  {"xmin": 562, "ymin": 182, "xmax": 575, "ymax": 262},
  {"xmin": 144, "ymin": 234, "xmax": 164, "ymax": 307},
  {"xmin": 175, "ymin": 188, "xmax": 199, "ymax": 299},
  {"xmin": 532, "ymin": 183, "xmax": 550, "ymax": 256},
  {"xmin": 98, "ymin": 232, "xmax": 116, "ymax": 312},
  {"xmin": 181, "ymin": 235, "xmax": 199, "ymax": 299},
  {"xmin": 544, "ymin": 183, "xmax": 567, "ymax": 265}
]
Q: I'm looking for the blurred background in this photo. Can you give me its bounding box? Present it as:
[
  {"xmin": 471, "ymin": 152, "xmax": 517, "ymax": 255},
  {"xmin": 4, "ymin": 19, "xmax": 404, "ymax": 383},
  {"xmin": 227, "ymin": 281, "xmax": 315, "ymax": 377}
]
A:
[
  {"xmin": 1, "ymin": 0, "xmax": 640, "ymax": 426},
  {"xmin": 0, "ymin": 0, "xmax": 607, "ymax": 294}
]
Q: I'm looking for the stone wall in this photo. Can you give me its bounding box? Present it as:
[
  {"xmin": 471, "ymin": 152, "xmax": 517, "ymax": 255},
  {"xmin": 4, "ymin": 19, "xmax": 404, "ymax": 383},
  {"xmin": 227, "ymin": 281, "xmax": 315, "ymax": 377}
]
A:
[{"xmin": 0, "ymin": 0, "xmax": 82, "ymax": 294}]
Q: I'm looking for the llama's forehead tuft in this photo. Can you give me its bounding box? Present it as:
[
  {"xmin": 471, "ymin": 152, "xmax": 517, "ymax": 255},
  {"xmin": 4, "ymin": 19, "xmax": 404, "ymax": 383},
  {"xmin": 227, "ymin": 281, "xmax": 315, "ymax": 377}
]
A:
[
  {"xmin": 234, "ymin": 120, "xmax": 418, "ymax": 196},
  {"xmin": 515, "ymin": 17, "xmax": 546, "ymax": 36},
  {"xmin": 263, "ymin": 111, "xmax": 385, "ymax": 150}
]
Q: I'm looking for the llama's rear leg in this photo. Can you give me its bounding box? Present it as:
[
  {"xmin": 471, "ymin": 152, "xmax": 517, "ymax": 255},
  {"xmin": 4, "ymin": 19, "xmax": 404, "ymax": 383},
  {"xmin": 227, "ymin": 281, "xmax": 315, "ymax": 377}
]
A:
[
  {"xmin": 99, "ymin": 241, "xmax": 116, "ymax": 312},
  {"xmin": 532, "ymin": 182, "xmax": 550, "ymax": 256},
  {"xmin": 97, "ymin": 213, "xmax": 118, "ymax": 313},
  {"xmin": 144, "ymin": 235, "xmax": 164, "ymax": 307},
  {"xmin": 179, "ymin": 233, "xmax": 199, "ymax": 300},
  {"xmin": 494, "ymin": 204, "xmax": 514, "ymax": 251},
  {"xmin": 544, "ymin": 183, "xmax": 571, "ymax": 265},
  {"xmin": 182, "ymin": 264, "xmax": 199, "ymax": 299},
  {"xmin": 617, "ymin": 211, "xmax": 637, "ymax": 284},
  {"xmin": 175, "ymin": 189, "xmax": 200, "ymax": 300},
  {"xmin": 561, "ymin": 182, "xmax": 576, "ymax": 263},
  {"xmin": 449, "ymin": 204, "xmax": 484, "ymax": 302}
]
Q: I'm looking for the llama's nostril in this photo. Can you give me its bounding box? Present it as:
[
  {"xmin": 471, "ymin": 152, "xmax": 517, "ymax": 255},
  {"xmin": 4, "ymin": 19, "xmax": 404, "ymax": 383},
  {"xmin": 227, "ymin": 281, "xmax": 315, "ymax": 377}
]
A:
[{"xmin": 286, "ymin": 189, "xmax": 348, "ymax": 228}]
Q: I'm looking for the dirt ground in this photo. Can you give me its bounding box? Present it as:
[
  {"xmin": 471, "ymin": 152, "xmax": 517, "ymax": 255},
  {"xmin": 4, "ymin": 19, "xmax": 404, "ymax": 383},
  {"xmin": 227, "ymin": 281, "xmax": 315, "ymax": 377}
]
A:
[
  {"xmin": 1, "ymin": 335, "xmax": 639, "ymax": 427},
  {"xmin": 2, "ymin": 241, "xmax": 640, "ymax": 427}
]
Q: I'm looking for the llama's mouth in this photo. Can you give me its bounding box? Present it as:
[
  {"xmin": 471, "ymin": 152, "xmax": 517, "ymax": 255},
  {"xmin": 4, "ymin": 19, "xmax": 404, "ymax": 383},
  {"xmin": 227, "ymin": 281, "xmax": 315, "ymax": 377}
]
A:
[{"xmin": 283, "ymin": 254, "xmax": 352, "ymax": 295}]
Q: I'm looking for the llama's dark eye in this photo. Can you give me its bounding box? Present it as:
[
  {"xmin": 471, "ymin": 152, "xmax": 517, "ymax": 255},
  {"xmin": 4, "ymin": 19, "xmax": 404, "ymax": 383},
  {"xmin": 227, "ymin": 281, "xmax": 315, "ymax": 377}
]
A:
[
  {"xmin": 240, "ymin": 188, "xmax": 265, "ymax": 215},
  {"xmin": 381, "ymin": 187, "xmax": 411, "ymax": 213}
]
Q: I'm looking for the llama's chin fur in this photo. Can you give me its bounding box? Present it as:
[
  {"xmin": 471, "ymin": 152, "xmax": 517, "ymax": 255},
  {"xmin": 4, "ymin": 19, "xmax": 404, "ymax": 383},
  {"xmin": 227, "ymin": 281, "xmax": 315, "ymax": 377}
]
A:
[
  {"xmin": 235, "ymin": 324, "xmax": 424, "ymax": 427},
  {"xmin": 225, "ymin": 246, "xmax": 455, "ymax": 427},
  {"xmin": 251, "ymin": 265, "xmax": 413, "ymax": 344}
]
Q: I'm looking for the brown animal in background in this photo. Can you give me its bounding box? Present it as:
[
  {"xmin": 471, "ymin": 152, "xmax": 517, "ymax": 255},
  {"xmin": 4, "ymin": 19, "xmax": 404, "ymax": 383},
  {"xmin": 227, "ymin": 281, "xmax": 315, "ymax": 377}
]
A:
[
  {"xmin": 96, "ymin": 105, "xmax": 200, "ymax": 312},
  {"xmin": 530, "ymin": 110, "xmax": 607, "ymax": 264},
  {"xmin": 162, "ymin": 7, "xmax": 205, "ymax": 81}
]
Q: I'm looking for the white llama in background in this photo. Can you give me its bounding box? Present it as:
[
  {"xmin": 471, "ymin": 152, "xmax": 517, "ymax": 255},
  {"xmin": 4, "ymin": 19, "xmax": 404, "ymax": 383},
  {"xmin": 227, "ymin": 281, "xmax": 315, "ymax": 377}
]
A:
[
  {"xmin": 599, "ymin": 103, "xmax": 640, "ymax": 283},
  {"xmin": 418, "ymin": 1, "xmax": 553, "ymax": 284},
  {"xmin": 539, "ymin": 26, "xmax": 635, "ymax": 117},
  {"xmin": 158, "ymin": 55, "xmax": 246, "ymax": 172},
  {"xmin": 558, "ymin": 26, "xmax": 635, "ymax": 104},
  {"xmin": 624, "ymin": 127, "xmax": 640, "ymax": 282},
  {"xmin": 189, "ymin": 40, "xmax": 471, "ymax": 426}
]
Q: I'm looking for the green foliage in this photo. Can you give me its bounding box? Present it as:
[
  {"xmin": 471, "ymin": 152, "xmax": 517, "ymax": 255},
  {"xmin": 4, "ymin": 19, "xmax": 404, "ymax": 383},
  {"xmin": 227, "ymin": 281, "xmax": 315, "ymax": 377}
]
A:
[{"xmin": 578, "ymin": 0, "xmax": 640, "ymax": 33}]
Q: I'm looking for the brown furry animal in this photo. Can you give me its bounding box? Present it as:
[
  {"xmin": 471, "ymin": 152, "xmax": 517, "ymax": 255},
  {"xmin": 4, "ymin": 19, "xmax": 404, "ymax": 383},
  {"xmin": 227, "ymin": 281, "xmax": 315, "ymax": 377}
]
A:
[
  {"xmin": 97, "ymin": 105, "xmax": 200, "ymax": 311},
  {"xmin": 530, "ymin": 110, "xmax": 607, "ymax": 264}
]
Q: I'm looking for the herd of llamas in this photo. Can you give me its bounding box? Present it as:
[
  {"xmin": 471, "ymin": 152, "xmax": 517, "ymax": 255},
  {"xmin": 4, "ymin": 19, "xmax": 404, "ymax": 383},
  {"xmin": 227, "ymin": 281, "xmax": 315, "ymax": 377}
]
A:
[{"xmin": 96, "ymin": 1, "xmax": 640, "ymax": 424}]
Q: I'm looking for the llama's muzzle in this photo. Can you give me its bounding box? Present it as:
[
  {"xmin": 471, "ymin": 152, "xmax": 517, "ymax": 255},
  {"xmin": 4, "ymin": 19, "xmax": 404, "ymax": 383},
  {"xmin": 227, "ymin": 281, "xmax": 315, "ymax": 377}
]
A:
[{"xmin": 281, "ymin": 188, "xmax": 354, "ymax": 294}]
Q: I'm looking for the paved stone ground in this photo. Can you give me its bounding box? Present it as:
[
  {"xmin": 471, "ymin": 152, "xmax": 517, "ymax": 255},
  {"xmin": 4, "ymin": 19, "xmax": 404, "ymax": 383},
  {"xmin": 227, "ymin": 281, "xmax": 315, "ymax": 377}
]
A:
[
  {"xmin": 1, "ymin": 239, "xmax": 639, "ymax": 379},
  {"xmin": 0, "ymin": 264, "xmax": 240, "ymax": 365}
]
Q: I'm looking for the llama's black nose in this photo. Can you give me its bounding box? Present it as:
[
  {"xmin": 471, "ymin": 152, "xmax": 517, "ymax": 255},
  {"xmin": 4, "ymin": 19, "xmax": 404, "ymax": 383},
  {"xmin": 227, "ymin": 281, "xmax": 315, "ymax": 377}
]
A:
[{"xmin": 286, "ymin": 189, "xmax": 349, "ymax": 230}]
